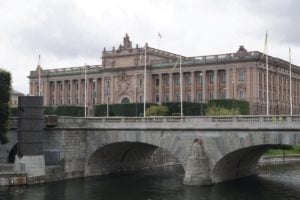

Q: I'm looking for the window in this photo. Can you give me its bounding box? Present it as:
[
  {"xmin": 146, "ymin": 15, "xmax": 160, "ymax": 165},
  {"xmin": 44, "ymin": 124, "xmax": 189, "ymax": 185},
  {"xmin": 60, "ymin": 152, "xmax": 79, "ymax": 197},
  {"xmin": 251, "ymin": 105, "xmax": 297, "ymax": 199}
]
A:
[
  {"xmin": 239, "ymin": 90, "xmax": 245, "ymax": 100},
  {"xmin": 198, "ymin": 74, "xmax": 203, "ymax": 84},
  {"xmin": 209, "ymin": 73, "xmax": 214, "ymax": 84},
  {"xmin": 139, "ymin": 95, "xmax": 143, "ymax": 103},
  {"xmin": 155, "ymin": 95, "xmax": 159, "ymax": 102},
  {"xmin": 187, "ymin": 93, "xmax": 191, "ymax": 102},
  {"xmin": 164, "ymin": 77, "xmax": 169, "ymax": 86},
  {"xmin": 176, "ymin": 93, "xmax": 180, "ymax": 102},
  {"xmin": 239, "ymin": 71, "xmax": 245, "ymax": 81},
  {"xmin": 209, "ymin": 91, "xmax": 214, "ymax": 100},
  {"xmin": 220, "ymin": 72, "xmax": 226, "ymax": 83},
  {"xmin": 220, "ymin": 90, "xmax": 226, "ymax": 99},
  {"xmin": 186, "ymin": 76, "xmax": 191, "ymax": 85},
  {"xmin": 165, "ymin": 95, "xmax": 169, "ymax": 102},
  {"xmin": 198, "ymin": 92, "xmax": 203, "ymax": 102},
  {"xmin": 175, "ymin": 76, "xmax": 180, "ymax": 85},
  {"xmin": 155, "ymin": 78, "xmax": 159, "ymax": 87},
  {"xmin": 139, "ymin": 78, "xmax": 143, "ymax": 86}
]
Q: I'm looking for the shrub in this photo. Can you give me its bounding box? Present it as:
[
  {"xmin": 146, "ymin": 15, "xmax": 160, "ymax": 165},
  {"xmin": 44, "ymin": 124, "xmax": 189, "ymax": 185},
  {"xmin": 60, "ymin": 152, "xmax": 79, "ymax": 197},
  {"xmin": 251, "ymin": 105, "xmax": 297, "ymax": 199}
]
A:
[
  {"xmin": 145, "ymin": 105, "xmax": 169, "ymax": 116},
  {"xmin": 207, "ymin": 99, "xmax": 249, "ymax": 115}
]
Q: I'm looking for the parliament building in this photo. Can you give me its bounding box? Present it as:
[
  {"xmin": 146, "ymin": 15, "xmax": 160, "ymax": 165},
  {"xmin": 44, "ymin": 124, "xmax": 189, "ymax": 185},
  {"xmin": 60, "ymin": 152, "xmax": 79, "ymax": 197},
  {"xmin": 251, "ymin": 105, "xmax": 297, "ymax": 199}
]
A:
[{"xmin": 29, "ymin": 34, "xmax": 300, "ymax": 115}]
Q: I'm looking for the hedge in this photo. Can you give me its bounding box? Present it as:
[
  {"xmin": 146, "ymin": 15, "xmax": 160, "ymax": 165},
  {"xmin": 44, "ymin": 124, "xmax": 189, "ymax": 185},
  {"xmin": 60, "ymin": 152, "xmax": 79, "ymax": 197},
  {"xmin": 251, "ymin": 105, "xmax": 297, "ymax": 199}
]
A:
[
  {"xmin": 44, "ymin": 106, "xmax": 84, "ymax": 117},
  {"xmin": 207, "ymin": 99, "xmax": 249, "ymax": 115},
  {"xmin": 0, "ymin": 69, "xmax": 11, "ymax": 144},
  {"xmin": 94, "ymin": 103, "xmax": 156, "ymax": 117},
  {"xmin": 162, "ymin": 102, "xmax": 207, "ymax": 116}
]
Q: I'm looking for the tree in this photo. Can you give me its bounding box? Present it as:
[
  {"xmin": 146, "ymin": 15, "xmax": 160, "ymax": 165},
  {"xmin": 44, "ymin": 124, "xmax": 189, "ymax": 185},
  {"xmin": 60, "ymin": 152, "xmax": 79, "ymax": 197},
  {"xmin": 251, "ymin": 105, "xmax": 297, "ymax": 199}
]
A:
[
  {"xmin": 145, "ymin": 105, "xmax": 169, "ymax": 116},
  {"xmin": 0, "ymin": 69, "xmax": 11, "ymax": 144}
]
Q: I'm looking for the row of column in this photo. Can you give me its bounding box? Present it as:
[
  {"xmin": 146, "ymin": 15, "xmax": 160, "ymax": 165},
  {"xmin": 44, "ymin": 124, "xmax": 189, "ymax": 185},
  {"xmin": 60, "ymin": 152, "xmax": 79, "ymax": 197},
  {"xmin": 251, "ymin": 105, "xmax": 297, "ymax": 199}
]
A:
[{"xmin": 154, "ymin": 70, "xmax": 229, "ymax": 103}]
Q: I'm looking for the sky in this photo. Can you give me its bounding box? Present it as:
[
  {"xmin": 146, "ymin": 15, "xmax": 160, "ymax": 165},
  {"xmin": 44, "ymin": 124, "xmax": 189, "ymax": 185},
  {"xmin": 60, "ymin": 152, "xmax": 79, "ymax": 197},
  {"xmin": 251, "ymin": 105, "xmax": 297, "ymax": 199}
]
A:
[{"xmin": 1, "ymin": 0, "xmax": 300, "ymax": 94}]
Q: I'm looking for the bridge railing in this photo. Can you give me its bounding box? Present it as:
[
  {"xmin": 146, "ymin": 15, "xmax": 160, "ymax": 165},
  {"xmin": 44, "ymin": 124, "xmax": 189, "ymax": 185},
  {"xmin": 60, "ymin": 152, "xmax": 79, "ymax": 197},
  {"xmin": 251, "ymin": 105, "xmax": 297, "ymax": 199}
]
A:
[{"xmin": 50, "ymin": 115, "xmax": 300, "ymax": 126}]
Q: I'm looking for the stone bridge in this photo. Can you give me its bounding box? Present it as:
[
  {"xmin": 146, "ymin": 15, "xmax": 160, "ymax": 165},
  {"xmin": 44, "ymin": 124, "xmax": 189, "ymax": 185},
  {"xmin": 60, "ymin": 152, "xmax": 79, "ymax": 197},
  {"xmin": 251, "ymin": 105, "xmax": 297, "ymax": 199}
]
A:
[
  {"xmin": 38, "ymin": 115, "xmax": 300, "ymax": 186},
  {"xmin": 4, "ymin": 115, "xmax": 300, "ymax": 185}
]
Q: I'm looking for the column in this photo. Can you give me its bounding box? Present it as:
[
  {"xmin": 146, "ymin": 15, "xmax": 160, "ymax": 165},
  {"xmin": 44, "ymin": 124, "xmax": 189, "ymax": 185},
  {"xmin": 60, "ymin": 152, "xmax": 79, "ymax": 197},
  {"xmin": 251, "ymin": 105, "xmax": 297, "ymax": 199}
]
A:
[
  {"xmin": 202, "ymin": 71, "xmax": 206, "ymax": 102},
  {"xmin": 62, "ymin": 80, "xmax": 65, "ymax": 105},
  {"xmin": 159, "ymin": 73, "xmax": 162, "ymax": 103},
  {"xmin": 191, "ymin": 71, "xmax": 195, "ymax": 102},
  {"xmin": 169, "ymin": 73, "xmax": 173, "ymax": 102},
  {"xmin": 226, "ymin": 68, "xmax": 230, "ymax": 99},
  {"xmin": 214, "ymin": 70, "xmax": 218, "ymax": 99},
  {"xmin": 246, "ymin": 68, "xmax": 251, "ymax": 100},
  {"xmin": 54, "ymin": 81, "xmax": 57, "ymax": 105},
  {"xmin": 94, "ymin": 78, "xmax": 98, "ymax": 105},
  {"xmin": 101, "ymin": 78, "xmax": 105, "ymax": 104},
  {"xmin": 110, "ymin": 76, "xmax": 114, "ymax": 103},
  {"xmin": 78, "ymin": 79, "xmax": 81, "ymax": 105},
  {"xmin": 70, "ymin": 80, "xmax": 73, "ymax": 105}
]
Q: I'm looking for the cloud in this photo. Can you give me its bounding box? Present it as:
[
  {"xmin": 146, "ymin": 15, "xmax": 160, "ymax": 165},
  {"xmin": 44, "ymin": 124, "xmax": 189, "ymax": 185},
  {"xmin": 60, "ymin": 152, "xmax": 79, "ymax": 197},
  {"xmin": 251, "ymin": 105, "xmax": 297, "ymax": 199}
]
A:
[{"xmin": 0, "ymin": 0, "xmax": 299, "ymax": 94}]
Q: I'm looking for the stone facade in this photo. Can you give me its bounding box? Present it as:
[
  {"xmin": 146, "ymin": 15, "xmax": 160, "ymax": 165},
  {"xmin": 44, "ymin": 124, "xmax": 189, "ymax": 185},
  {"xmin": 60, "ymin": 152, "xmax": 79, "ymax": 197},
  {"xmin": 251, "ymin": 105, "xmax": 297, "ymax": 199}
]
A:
[{"xmin": 29, "ymin": 34, "xmax": 300, "ymax": 115}]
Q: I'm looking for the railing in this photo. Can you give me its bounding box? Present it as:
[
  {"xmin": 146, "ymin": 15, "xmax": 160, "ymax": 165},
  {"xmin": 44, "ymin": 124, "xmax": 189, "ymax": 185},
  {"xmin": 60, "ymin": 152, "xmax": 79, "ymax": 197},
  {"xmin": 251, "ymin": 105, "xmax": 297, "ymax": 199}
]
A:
[
  {"xmin": 49, "ymin": 115, "xmax": 300, "ymax": 125},
  {"xmin": 151, "ymin": 51, "xmax": 262, "ymax": 67},
  {"xmin": 30, "ymin": 64, "xmax": 102, "ymax": 77}
]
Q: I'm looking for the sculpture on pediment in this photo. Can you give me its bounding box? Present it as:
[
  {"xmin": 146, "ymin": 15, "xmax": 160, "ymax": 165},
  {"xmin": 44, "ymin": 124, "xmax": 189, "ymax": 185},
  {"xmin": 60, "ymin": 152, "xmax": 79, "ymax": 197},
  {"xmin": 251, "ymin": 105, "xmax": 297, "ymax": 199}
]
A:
[{"xmin": 117, "ymin": 72, "xmax": 132, "ymax": 98}]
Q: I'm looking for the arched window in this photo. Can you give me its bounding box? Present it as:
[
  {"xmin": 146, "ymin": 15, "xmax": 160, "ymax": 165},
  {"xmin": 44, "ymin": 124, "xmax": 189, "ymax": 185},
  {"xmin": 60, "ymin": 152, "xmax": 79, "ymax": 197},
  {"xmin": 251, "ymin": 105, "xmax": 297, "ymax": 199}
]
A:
[{"xmin": 121, "ymin": 97, "xmax": 130, "ymax": 104}]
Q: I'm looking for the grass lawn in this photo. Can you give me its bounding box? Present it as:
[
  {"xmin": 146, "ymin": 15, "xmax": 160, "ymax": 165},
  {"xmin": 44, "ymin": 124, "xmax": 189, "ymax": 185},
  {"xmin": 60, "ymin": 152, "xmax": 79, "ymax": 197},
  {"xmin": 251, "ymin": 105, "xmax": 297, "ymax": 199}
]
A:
[{"xmin": 263, "ymin": 146, "xmax": 300, "ymax": 156}]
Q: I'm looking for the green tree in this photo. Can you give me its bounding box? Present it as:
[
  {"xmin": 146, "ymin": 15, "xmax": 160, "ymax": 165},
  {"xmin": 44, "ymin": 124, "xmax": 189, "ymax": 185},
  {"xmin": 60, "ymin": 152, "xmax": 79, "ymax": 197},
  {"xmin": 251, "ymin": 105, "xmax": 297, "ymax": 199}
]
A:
[
  {"xmin": 0, "ymin": 69, "xmax": 11, "ymax": 144},
  {"xmin": 145, "ymin": 105, "xmax": 169, "ymax": 116}
]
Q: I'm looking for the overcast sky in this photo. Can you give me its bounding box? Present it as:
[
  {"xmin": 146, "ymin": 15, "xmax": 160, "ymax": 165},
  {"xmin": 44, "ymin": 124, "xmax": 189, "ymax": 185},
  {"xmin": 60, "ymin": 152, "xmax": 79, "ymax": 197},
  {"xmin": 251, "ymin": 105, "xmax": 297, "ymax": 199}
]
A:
[{"xmin": 1, "ymin": 0, "xmax": 300, "ymax": 94}]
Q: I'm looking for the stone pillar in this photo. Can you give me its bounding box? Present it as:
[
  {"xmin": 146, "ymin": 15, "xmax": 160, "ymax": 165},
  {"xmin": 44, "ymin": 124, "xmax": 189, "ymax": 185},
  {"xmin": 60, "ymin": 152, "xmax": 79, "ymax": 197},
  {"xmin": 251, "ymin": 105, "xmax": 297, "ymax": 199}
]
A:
[
  {"xmin": 159, "ymin": 73, "xmax": 162, "ymax": 103},
  {"xmin": 70, "ymin": 80, "xmax": 73, "ymax": 105},
  {"xmin": 62, "ymin": 80, "xmax": 65, "ymax": 105},
  {"xmin": 110, "ymin": 76, "xmax": 114, "ymax": 103},
  {"xmin": 54, "ymin": 81, "xmax": 57, "ymax": 105},
  {"xmin": 16, "ymin": 96, "xmax": 45, "ymax": 176},
  {"xmin": 202, "ymin": 71, "xmax": 206, "ymax": 102},
  {"xmin": 214, "ymin": 70, "xmax": 218, "ymax": 99},
  {"xmin": 94, "ymin": 78, "xmax": 98, "ymax": 105},
  {"xmin": 246, "ymin": 68, "xmax": 251, "ymax": 102},
  {"xmin": 191, "ymin": 71, "xmax": 195, "ymax": 102},
  {"xmin": 78, "ymin": 79, "xmax": 81, "ymax": 105},
  {"xmin": 183, "ymin": 140, "xmax": 211, "ymax": 186},
  {"xmin": 101, "ymin": 78, "xmax": 105, "ymax": 104},
  {"xmin": 169, "ymin": 73, "xmax": 173, "ymax": 102},
  {"xmin": 226, "ymin": 68, "xmax": 230, "ymax": 99}
]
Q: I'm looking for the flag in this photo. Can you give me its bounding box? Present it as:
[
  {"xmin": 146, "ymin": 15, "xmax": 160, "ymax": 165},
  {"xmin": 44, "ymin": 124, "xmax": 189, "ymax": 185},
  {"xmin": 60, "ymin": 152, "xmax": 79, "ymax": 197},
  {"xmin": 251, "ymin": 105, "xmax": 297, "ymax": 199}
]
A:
[{"xmin": 158, "ymin": 32, "xmax": 162, "ymax": 39}]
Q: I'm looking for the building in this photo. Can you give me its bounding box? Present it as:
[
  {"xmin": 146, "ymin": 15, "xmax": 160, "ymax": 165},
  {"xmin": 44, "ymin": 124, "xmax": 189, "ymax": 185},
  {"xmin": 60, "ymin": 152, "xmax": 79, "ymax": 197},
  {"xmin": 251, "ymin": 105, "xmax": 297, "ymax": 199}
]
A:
[
  {"xmin": 28, "ymin": 34, "xmax": 300, "ymax": 115},
  {"xmin": 10, "ymin": 89, "xmax": 24, "ymax": 108}
]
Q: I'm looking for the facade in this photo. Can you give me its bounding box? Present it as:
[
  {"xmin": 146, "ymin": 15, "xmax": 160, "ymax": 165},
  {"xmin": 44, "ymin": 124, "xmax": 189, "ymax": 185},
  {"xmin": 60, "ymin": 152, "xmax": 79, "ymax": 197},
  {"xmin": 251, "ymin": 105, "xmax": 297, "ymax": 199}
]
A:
[
  {"xmin": 10, "ymin": 89, "xmax": 24, "ymax": 108},
  {"xmin": 29, "ymin": 34, "xmax": 300, "ymax": 115}
]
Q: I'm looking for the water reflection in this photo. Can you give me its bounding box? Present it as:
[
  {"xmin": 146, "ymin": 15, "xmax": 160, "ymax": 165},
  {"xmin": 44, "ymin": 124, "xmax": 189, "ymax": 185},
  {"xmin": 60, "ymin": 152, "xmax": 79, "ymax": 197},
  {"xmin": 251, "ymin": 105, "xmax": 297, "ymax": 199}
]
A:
[{"xmin": 1, "ymin": 163, "xmax": 300, "ymax": 200}]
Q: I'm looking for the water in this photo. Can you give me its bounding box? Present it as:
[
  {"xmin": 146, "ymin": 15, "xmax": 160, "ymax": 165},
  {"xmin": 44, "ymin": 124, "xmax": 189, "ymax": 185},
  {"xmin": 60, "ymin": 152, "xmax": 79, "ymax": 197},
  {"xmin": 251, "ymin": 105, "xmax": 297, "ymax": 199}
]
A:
[{"xmin": 1, "ymin": 163, "xmax": 300, "ymax": 200}]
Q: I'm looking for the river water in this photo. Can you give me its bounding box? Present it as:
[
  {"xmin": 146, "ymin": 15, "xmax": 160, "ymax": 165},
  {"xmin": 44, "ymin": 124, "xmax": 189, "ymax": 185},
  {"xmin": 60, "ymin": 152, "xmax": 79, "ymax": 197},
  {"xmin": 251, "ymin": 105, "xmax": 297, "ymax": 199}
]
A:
[{"xmin": 1, "ymin": 162, "xmax": 300, "ymax": 200}]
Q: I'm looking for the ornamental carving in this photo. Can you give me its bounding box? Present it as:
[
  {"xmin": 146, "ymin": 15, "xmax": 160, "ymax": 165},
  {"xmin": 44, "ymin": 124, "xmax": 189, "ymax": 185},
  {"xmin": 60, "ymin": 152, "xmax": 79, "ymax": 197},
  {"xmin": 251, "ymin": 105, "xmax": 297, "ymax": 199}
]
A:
[{"xmin": 116, "ymin": 72, "xmax": 133, "ymax": 99}]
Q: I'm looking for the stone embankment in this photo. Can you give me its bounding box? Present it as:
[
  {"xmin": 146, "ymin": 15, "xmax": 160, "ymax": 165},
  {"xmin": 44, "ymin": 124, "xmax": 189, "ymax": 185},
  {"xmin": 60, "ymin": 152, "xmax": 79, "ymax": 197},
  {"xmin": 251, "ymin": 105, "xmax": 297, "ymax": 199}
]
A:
[{"xmin": 259, "ymin": 154, "xmax": 300, "ymax": 165}]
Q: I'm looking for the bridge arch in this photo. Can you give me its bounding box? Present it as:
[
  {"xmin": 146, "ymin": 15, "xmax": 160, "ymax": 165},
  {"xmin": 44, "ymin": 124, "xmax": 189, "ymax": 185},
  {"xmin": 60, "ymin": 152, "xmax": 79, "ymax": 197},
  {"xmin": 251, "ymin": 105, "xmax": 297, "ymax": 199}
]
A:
[
  {"xmin": 86, "ymin": 141, "xmax": 184, "ymax": 177},
  {"xmin": 211, "ymin": 144, "xmax": 293, "ymax": 184}
]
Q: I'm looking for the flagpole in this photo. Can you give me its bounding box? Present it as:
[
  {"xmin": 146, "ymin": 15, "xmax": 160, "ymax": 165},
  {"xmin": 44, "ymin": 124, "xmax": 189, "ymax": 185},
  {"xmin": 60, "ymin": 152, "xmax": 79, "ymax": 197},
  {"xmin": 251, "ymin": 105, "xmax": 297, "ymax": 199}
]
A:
[
  {"xmin": 84, "ymin": 64, "xmax": 87, "ymax": 118},
  {"xmin": 180, "ymin": 56, "xmax": 183, "ymax": 117},
  {"xmin": 143, "ymin": 44, "xmax": 147, "ymax": 118},
  {"xmin": 38, "ymin": 54, "xmax": 41, "ymax": 96},
  {"xmin": 265, "ymin": 31, "xmax": 269, "ymax": 116},
  {"xmin": 289, "ymin": 46, "xmax": 293, "ymax": 115}
]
